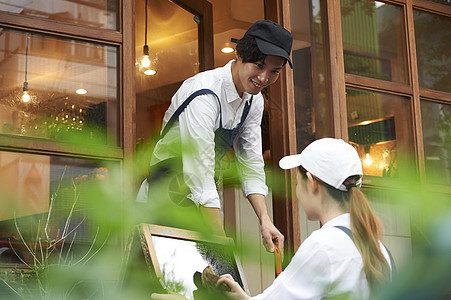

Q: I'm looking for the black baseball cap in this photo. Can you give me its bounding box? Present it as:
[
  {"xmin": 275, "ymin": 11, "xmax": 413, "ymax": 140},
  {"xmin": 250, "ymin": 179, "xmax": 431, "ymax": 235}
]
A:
[{"xmin": 233, "ymin": 20, "xmax": 293, "ymax": 68}]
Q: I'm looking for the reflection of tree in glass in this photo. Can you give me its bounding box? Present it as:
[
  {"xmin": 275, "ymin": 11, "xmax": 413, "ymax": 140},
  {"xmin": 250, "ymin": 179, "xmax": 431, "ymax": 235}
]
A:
[
  {"xmin": 195, "ymin": 242, "xmax": 241, "ymax": 285},
  {"xmin": 161, "ymin": 267, "xmax": 186, "ymax": 295},
  {"xmin": 341, "ymin": 0, "xmax": 375, "ymax": 17},
  {"xmin": 414, "ymin": 10, "xmax": 451, "ymax": 93},
  {"xmin": 423, "ymin": 102, "xmax": 451, "ymax": 184},
  {"xmin": 437, "ymin": 105, "xmax": 451, "ymax": 149},
  {"xmin": 160, "ymin": 251, "xmax": 187, "ymax": 295}
]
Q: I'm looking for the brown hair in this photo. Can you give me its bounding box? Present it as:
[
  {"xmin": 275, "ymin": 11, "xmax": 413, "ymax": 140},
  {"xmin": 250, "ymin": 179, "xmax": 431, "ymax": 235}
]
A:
[{"xmin": 344, "ymin": 178, "xmax": 391, "ymax": 294}]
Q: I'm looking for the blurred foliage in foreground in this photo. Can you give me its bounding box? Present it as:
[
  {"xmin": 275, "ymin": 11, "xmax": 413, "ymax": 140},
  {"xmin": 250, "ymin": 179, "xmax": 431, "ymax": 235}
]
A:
[{"xmin": 0, "ymin": 129, "xmax": 450, "ymax": 299}]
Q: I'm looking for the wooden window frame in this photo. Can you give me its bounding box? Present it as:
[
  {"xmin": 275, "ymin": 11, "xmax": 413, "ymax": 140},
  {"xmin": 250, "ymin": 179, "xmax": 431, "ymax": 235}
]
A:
[
  {"xmin": 0, "ymin": 5, "xmax": 124, "ymax": 160},
  {"xmin": 269, "ymin": 0, "xmax": 450, "ymax": 257},
  {"xmin": 327, "ymin": 0, "xmax": 451, "ymax": 182}
]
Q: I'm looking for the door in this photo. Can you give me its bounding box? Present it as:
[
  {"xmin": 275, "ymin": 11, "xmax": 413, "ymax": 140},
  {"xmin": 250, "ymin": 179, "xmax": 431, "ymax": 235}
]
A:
[{"xmin": 134, "ymin": 0, "xmax": 213, "ymax": 176}]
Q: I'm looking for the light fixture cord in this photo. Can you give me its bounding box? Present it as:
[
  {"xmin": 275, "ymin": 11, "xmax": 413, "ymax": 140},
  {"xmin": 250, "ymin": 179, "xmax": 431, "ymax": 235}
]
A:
[
  {"xmin": 144, "ymin": 0, "xmax": 148, "ymax": 46},
  {"xmin": 24, "ymin": 33, "xmax": 29, "ymax": 84}
]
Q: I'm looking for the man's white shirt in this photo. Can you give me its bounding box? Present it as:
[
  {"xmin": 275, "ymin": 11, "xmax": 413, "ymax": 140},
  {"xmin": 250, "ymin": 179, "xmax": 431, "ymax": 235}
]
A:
[{"xmin": 136, "ymin": 60, "xmax": 268, "ymax": 208}]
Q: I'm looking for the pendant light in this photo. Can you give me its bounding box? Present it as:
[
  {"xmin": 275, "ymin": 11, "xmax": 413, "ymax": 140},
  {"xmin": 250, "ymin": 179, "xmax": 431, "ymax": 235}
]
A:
[
  {"xmin": 22, "ymin": 33, "xmax": 31, "ymax": 103},
  {"xmin": 141, "ymin": 0, "xmax": 156, "ymax": 75}
]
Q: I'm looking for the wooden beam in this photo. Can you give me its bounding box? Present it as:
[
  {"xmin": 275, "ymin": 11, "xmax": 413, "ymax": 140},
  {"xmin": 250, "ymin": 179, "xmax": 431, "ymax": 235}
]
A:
[
  {"xmin": 324, "ymin": 0, "xmax": 347, "ymax": 140},
  {"xmin": 406, "ymin": 0, "xmax": 425, "ymax": 181},
  {"xmin": 0, "ymin": 11, "xmax": 122, "ymax": 44}
]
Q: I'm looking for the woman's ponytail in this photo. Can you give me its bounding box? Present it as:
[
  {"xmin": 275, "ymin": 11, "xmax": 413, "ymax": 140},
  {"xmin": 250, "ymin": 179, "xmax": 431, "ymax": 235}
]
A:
[{"xmin": 347, "ymin": 183, "xmax": 391, "ymax": 294}]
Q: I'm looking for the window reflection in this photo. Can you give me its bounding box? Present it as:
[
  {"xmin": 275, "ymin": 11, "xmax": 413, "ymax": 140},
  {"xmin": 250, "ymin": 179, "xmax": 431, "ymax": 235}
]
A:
[
  {"xmin": 291, "ymin": 0, "xmax": 332, "ymax": 152},
  {"xmin": 0, "ymin": 0, "xmax": 118, "ymax": 30},
  {"xmin": 421, "ymin": 101, "xmax": 451, "ymax": 185},
  {"xmin": 0, "ymin": 29, "xmax": 118, "ymax": 146},
  {"xmin": 414, "ymin": 10, "xmax": 451, "ymax": 93},
  {"xmin": 341, "ymin": 1, "xmax": 408, "ymax": 83},
  {"xmin": 151, "ymin": 235, "xmax": 242, "ymax": 300},
  {"xmin": 0, "ymin": 151, "xmax": 111, "ymax": 265},
  {"xmin": 347, "ymin": 88, "xmax": 413, "ymax": 177}
]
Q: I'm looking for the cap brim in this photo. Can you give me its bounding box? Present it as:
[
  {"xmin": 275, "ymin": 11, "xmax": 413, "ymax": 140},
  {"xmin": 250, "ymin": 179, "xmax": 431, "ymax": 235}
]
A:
[
  {"xmin": 255, "ymin": 38, "xmax": 292, "ymax": 68},
  {"xmin": 279, "ymin": 154, "xmax": 301, "ymax": 170}
]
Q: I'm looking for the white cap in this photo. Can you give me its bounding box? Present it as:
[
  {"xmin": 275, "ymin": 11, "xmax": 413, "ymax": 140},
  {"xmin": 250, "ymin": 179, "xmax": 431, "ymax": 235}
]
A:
[{"xmin": 279, "ymin": 138, "xmax": 363, "ymax": 191}]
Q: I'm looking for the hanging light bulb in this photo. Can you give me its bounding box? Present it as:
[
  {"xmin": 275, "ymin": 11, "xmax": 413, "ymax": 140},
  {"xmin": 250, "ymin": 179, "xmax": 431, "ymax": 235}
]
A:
[
  {"xmin": 140, "ymin": 0, "xmax": 156, "ymax": 74},
  {"xmin": 141, "ymin": 44, "xmax": 151, "ymax": 68},
  {"xmin": 21, "ymin": 33, "xmax": 31, "ymax": 103},
  {"xmin": 22, "ymin": 82, "xmax": 31, "ymax": 103}
]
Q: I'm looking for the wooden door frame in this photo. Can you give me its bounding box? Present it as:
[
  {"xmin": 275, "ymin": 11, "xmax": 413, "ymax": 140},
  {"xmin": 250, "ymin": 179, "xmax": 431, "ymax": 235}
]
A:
[
  {"xmin": 264, "ymin": 0, "xmax": 300, "ymax": 263},
  {"xmin": 170, "ymin": 0, "xmax": 214, "ymax": 72}
]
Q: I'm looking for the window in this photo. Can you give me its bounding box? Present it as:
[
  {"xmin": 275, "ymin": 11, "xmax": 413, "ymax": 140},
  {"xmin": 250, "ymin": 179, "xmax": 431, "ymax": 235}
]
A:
[
  {"xmin": 290, "ymin": 0, "xmax": 332, "ymax": 153},
  {"xmin": 346, "ymin": 88, "xmax": 413, "ymax": 177},
  {"xmin": 414, "ymin": 10, "xmax": 451, "ymax": 93},
  {"xmin": 0, "ymin": 28, "xmax": 119, "ymax": 147},
  {"xmin": 341, "ymin": 0, "xmax": 408, "ymax": 84},
  {"xmin": 0, "ymin": 1, "xmax": 123, "ymax": 269},
  {"xmin": 0, "ymin": 151, "xmax": 115, "ymax": 265},
  {"xmin": 421, "ymin": 101, "xmax": 451, "ymax": 185}
]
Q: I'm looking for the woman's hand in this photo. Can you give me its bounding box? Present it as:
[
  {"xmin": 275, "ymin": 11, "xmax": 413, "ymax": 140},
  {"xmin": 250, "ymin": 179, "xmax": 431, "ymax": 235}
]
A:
[{"xmin": 217, "ymin": 274, "xmax": 251, "ymax": 300}]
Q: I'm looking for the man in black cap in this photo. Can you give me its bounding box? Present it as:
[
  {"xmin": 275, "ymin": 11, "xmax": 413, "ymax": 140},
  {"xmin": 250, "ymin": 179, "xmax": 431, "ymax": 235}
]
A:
[{"xmin": 137, "ymin": 20, "xmax": 293, "ymax": 256}]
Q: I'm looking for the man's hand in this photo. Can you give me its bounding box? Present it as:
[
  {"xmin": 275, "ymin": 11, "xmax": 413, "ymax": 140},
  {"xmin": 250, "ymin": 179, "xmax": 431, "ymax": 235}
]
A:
[
  {"xmin": 217, "ymin": 274, "xmax": 250, "ymax": 300},
  {"xmin": 260, "ymin": 215, "xmax": 284, "ymax": 259},
  {"xmin": 247, "ymin": 194, "xmax": 285, "ymax": 259}
]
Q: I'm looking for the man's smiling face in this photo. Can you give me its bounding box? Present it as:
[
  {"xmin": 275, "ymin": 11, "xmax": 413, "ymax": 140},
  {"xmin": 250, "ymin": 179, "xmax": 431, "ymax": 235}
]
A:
[{"xmin": 233, "ymin": 55, "xmax": 285, "ymax": 96}]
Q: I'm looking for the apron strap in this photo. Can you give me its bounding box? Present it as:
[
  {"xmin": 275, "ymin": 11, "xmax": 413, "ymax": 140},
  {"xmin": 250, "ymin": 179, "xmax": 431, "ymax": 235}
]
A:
[
  {"xmin": 334, "ymin": 225, "xmax": 397, "ymax": 276},
  {"xmin": 160, "ymin": 89, "xmax": 220, "ymax": 140}
]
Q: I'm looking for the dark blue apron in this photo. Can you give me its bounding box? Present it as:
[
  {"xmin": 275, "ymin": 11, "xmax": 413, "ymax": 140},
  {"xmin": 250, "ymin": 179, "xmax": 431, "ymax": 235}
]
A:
[{"xmin": 147, "ymin": 89, "xmax": 253, "ymax": 206}]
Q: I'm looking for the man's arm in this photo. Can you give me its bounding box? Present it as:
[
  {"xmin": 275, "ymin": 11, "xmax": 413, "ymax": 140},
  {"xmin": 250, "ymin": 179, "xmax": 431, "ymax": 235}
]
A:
[
  {"xmin": 247, "ymin": 193, "xmax": 284, "ymax": 256},
  {"xmin": 232, "ymin": 95, "xmax": 285, "ymax": 255},
  {"xmin": 177, "ymin": 93, "xmax": 221, "ymax": 208}
]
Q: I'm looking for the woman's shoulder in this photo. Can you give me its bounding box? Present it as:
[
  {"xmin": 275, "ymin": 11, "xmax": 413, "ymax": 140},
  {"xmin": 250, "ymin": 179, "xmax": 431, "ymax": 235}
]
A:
[{"xmin": 303, "ymin": 226, "xmax": 360, "ymax": 256}]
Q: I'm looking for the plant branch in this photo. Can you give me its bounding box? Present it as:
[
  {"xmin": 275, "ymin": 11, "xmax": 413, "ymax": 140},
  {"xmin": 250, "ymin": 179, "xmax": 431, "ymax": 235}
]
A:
[
  {"xmin": 13, "ymin": 215, "xmax": 42, "ymax": 266},
  {"xmin": 0, "ymin": 278, "xmax": 27, "ymax": 300}
]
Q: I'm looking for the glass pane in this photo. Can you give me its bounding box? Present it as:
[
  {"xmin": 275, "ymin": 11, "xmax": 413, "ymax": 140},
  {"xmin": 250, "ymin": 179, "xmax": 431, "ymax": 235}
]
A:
[
  {"xmin": 347, "ymin": 88, "xmax": 413, "ymax": 177},
  {"xmin": 341, "ymin": 1, "xmax": 408, "ymax": 83},
  {"xmin": 135, "ymin": 0, "xmax": 199, "ymax": 146},
  {"xmin": 291, "ymin": 0, "xmax": 332, "ymax": 153},
  {"xmin": 0, "ymin": 151, "xmax": 114, "ymax": 265},
  {"xmin": 0, "ymin": 0, "xmax": 118, "ymax": 30},
  {"xmin": 414, "ymin": 10, "xmax": 451, "ymax": 93},
  {"xmin": 0, "ymin": 29, "xmax": 119, "ymax": 146},
  {"xmin": 421, "ymin": 101, "xmax": 451, "ymax": 185}
]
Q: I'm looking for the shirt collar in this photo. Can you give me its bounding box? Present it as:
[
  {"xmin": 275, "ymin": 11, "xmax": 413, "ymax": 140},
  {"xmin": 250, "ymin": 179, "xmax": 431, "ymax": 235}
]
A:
[
  {"xmin": 223, "ymin": 60, "xmax": 253, "ymax": 104},
  {"xmin": 321, "ymin": 213, "xmax": 351, "ymax": 228}
]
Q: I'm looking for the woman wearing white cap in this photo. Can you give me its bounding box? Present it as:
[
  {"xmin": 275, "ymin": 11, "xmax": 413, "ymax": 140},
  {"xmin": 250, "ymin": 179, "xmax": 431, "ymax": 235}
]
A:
[{"xmin": 218, "ymin": 138, "xmax": 394, "ymax": 299}]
